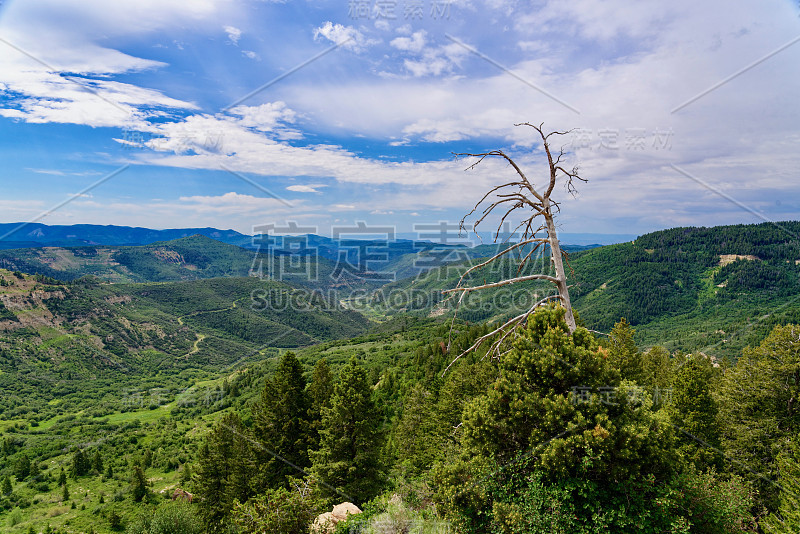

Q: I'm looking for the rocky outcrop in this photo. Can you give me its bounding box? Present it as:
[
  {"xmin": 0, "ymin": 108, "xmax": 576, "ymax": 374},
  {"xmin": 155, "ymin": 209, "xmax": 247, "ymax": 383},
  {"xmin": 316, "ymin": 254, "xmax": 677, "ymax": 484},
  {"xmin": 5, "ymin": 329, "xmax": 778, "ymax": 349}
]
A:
[
  {"xmin": 172, "ymin": 488, "xmax": 193, "ymax": 502},
  {"xmin": 311, "ymin": 502, "xmax": 362, "ymax": 533}
]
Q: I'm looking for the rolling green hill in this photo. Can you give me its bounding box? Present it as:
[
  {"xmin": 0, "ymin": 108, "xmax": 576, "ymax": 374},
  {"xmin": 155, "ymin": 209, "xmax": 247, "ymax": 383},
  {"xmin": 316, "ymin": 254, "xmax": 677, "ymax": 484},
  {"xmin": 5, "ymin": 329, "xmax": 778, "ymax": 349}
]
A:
[
  {"xmin": 0, "ymin": 270, "xmax": 370, "ymax": 424},
  {"xmin": 358, "ymin": 221, "xmax": 800, "ymax": 359},
  {"xmin": 0, "ymin": 235, "xmax": 373, "ymax": 291},
  {"xmin": 0, "ymin": 235, "xmax": 256, "ymax": 283}
]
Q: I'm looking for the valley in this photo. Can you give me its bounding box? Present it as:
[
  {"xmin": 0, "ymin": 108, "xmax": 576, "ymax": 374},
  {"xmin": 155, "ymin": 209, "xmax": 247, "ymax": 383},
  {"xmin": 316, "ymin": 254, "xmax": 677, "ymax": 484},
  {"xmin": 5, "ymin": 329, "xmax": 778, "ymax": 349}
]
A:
[{"xmin": 0, "ymin": 220, "xmax": 797, "ymax": 533}]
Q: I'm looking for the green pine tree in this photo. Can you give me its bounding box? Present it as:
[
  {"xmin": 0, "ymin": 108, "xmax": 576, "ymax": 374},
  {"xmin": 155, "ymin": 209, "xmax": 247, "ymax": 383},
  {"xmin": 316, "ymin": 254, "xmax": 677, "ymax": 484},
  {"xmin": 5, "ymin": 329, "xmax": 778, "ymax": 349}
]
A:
[
  {"xmin": 307, "ymin": 358, "xmax": 333, "ymax": 451},
  {"xmin": 607, "ymin": 317, "xmax": 643, "ymax": 382},
  {"xmin": 29, "ymin": 460, "xmax": 40, "ymax": 480},
  {"xmin": 179, "ymin": 463, "xmax": 192, "ymax": 486},
  {"xmin": 108, "ymin": 509, "xmax": 123, "ymax": 530},
  {"xmin": 62, "ymin": 483, "xmax": 69, "ymax": 502},
  {"xmin": 142, "ymin": 449, "xmax": 153, "ymax": 469},
  {"xmin": 194, "ymin": 412, "xmax": 254, "ymax": 528},
  {"xmin": 71, "ymin": 448, "xmax": 90, "ymax": 478},
  {"xmin": 393, "ymin": 384, "xmax": 443, "ymax": 475},
  {"xmin": 194, "ymin": 442, "xmax": 225, "ymax": 526},
  {"xmin": 13, "ymin": 454, "xmax": 30, "ymax": 480},
  {"xmin": 91, "ymin": 450, "xmax": 103, "ymax": 474},
  {"xmin": 58, "ymin": 468, "xmax": 67, "ymax": 486},
  {"xmin": 762, "ymin": 432, "xmax": 800, "ymax": 533},
  {"xmin": 719, "ymin": 323, "xmax": 800, "ymax": 512},
  {"xmin": 669, "ymin": 354, "xmax": 723, "ymax": 470},
  {"xmin": 130, "ymin": 464, "xmax": 149, "ymax": 502},
  {"xmin": 252, "ymin": 351, "xmax": 311, "ymax": 489},
  {"xmin": 438, "ymin": 305, "xmax": 680, "ymax": 532},
  {"xmin": 311, "ymin": 356, "xmax": 385, "ymax": 504},
  {"xmin": 641, "ymin": 345, "xmax": 672, "ymax": 390},
  {"xmin": 1, "ymin": 475, "xmax": 11, "ymax": 495}
]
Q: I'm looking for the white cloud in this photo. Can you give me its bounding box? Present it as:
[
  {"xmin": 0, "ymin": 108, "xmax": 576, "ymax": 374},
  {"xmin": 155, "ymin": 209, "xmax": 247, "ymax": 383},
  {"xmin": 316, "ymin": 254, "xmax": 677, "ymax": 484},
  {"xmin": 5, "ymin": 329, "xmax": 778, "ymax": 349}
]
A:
[
  {"xmin": 227, "ymin": 102, "xmax": 296, "ymax": 132},
  {"xmin": 390, "ymin": 30, "xmax": 426, "ymax": 53},
  {"xmin": 110, "ymin": 102, "xmax": 300, "ymax": 154},
  {"xmin": 27, "ymin": 168, "xmax": 104, "ymax": 177},
  {"xmin": 403, "ymin": 56, "xmax": 449, "ymax": 77},
  {"xmin": 242, "ymin": 50, "xmax": 260, "ymax": 60},
  {"xmin": 287, "ymin": 185, "xmax": 321, "ymax": 193},
  {"xmin": 4, "ymin": 0, "xmax": 230, "ymax": 38},
  {"xmin": 63, "ymin": 192, "xmax": 301, "ymax": 232},
  {"xmin": 0, "ymin": 199, "xmax": 46, "ymax": 214},
  {"xmin": 313, "ymin": 22, "xmax": 378, "ymax": 53},
  {"xmin": 27, "ymin": 169, "xmax": 66, "ymax": 176},
  {"xmin": 0, "ymin": 71, "xmax": 197, "ymax": 128},
  {"xmin": 0, "ymin": 0, "xmax": 203, "ymax": 129},
  {"xmin": 527, "ymin": 0, "xmax": 671, "ymax": 42},
  {"xmin": 391, "ymin": 37, "xmax": 469, "ymax": 77},
  {"xmin": 123, "ymin": 105, "xmax": 499, "ymax": 195},
  {"xmin": 517, "ymin": 40, "xmax": 548, "ymax": 53},
  {"xmin": 177, "ymin": 192, "xmax": 295, "ymax": 213},
  {"xmin": 223, "ymin": 25, "xmax": 241, "ymax": 45}
]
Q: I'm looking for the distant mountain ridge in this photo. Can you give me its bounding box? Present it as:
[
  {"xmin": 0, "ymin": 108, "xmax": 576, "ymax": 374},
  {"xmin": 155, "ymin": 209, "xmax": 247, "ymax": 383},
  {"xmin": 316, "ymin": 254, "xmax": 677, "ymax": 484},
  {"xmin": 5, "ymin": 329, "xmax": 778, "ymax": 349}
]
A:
[
  {"xmin": 0, "ymin": 222, "xmax": 249, "ymax": 249},
  {"xmin": 0, "ymin": 222, "xmax": 607, "ymax": 251},
  {"xmin": 0, "ymin": 224, "xmax": 600, "ymax": 286}
]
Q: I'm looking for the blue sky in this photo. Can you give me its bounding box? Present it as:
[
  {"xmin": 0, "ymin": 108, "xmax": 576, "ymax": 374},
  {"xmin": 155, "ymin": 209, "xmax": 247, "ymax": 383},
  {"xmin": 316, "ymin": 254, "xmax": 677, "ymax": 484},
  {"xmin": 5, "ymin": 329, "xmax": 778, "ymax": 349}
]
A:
[{"xmin": 0, "ymin": 0, "xmax": 798, "ymax": 240}]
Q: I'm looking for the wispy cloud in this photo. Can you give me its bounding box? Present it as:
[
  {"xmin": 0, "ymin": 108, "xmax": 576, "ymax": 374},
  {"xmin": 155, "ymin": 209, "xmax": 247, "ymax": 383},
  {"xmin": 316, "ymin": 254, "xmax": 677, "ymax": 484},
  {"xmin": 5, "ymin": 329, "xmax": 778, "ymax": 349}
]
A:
[
  {"xmin": 313, "ymin": 22, "xmax": 378, "ymax": 53},
  {"xmin": 224, "ymin": 25, "xmax": 242, "ymax": 45},
  {"xmin": 286, "ymin": 185, "xmax": 324, "ymax": 193},
  {"xmin": 27, "ymin": 168, "xmax": 106, "ymax": 177}
]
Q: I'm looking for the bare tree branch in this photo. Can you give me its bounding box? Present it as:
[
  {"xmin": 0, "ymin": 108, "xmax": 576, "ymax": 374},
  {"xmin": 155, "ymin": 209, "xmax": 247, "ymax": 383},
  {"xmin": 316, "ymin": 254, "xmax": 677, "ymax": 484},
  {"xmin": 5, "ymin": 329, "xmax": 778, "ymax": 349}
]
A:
[
  {"xmin": 450, "ymin": 238, "xmax": 547, "ymax": 288},
  {"xmin": 443, "ymin": 273, "xmax": 560, "ymax": 294},
  {"xmin": 441, "ymin": 294, "xmax": 561, "ymax": 375},
  {"xmin": 442, "ymin": 122, "xmax": 585, "ymax": 373}
]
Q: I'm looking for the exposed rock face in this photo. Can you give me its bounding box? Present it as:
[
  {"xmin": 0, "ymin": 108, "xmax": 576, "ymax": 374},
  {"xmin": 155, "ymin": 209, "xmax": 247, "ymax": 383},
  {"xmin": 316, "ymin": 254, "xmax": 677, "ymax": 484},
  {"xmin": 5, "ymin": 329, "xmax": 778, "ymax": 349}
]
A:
[
  {"xmin": 311, "ymin": 502, "xmax": 362, "ymax": 533},
  {"xmin": 312, "ymin": 512, "xmax": 335, "ymax": 534},
  {"xmin": 718, "ymin": 254, "xmax": 759, "ymax": 266},
  {"xmin": 332, "ymin": 502, "xmax": 361, "ymax": 521}
]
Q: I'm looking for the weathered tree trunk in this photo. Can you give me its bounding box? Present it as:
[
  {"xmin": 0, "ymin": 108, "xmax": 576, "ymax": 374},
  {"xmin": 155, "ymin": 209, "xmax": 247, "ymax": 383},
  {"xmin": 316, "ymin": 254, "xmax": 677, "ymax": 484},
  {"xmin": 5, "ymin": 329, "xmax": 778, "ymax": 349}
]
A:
[{"xmin": 544, "ymin": 204, "xmax": 576, "ymax": 332}]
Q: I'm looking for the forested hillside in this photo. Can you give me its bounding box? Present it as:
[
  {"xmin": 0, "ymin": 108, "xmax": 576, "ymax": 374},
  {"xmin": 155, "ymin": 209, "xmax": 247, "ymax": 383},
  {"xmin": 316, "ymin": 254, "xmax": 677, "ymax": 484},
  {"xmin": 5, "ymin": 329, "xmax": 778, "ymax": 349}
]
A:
[
  {"xmin": 0, "ymin": 236, "xmax": 339, "ymax": 286},
  {"xmin": 0, "ymin": 270, "xmax": 369, "ymax": 424},
  {"xmin": 364, "ymin": 221, "xmax": 800, "ymax": 359},
  {"xmin": 0, "ymin": 221, "xmax": 798, "ymax": 533}
]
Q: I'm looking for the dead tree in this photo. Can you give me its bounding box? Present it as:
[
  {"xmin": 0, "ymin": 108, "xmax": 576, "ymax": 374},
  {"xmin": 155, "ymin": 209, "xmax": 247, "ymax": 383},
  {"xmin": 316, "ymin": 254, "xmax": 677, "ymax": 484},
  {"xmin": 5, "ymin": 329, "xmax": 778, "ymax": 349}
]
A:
[{"xmin": 442, "ymin": 122, "xmax": 585, "ymax": 372}]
